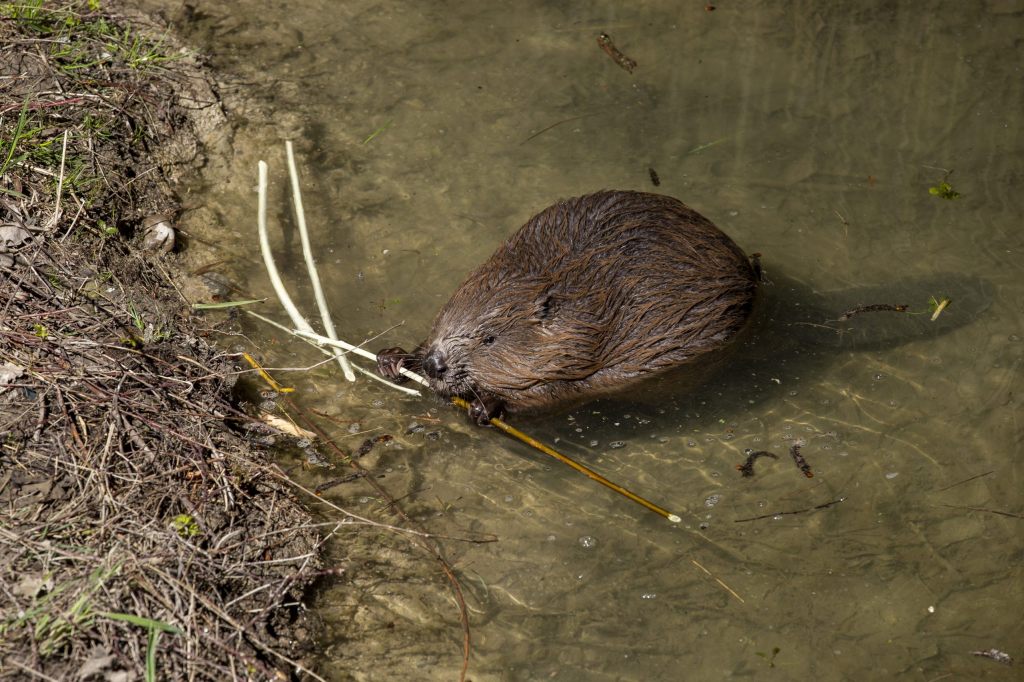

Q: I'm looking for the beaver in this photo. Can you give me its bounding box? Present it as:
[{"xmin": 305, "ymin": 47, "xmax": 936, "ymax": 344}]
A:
[{"xmin": 378, "ymin": 190, "xmax": 758, "ymax": 424}]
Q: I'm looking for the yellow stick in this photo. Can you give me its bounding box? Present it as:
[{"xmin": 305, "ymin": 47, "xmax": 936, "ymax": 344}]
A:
[{"xmin": 451, "ymin": 397, "xmax": 681, "ymax": 523}]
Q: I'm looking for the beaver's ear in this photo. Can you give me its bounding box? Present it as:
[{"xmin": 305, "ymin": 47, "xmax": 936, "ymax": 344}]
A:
[{"xmin": 533, "ymin": 293, "xmax": 561, "ymax": 324}]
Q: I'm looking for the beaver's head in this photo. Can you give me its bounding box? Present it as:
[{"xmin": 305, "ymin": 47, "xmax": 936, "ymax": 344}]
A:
[{"xmin": 418, "ymin": 267, "xmax": 604, "ymax": 410}]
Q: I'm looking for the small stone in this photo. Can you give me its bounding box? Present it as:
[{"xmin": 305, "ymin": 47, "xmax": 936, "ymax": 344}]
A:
[{"xmin": 141, "ymin": 213, "xmax": 176, "ymax": 253}]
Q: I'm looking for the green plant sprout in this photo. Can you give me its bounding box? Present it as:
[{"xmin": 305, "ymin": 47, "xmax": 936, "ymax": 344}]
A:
[{"xmin": 170, "ymin": 514, "xmax": 200, "ymax": 538}]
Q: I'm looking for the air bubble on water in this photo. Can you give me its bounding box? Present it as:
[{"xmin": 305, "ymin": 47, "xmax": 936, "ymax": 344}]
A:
[
  {"xmin": 885, "ymin": 472, "xmax": 899, "ymax": 479},
  {"xmin": 609, "ymin": 441, "xmax": 626, "ymax": 449},
  {"xmin": 589, "ymin": 440, "xmax": 599, "ymax": 447},
  {"xmin": 704, "ymin": 494, "xmax": 721, "ymax": 508},
  {"xmin": 641, "ymin": 592, "xmax": 657, "ymax": 600},
  {"xmin": 578, "ymin": 535, "xmax": 597, "ymax": 549}
]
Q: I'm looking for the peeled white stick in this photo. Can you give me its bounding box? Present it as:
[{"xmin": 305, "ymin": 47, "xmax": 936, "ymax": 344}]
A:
[
  {"xmin": 257, "ymin": 160, "xmax": 321, "ymax": 347},
  {"xmin": 46, "ymin": 130, "xmax": 69, "ymax": 229},
  {"xmin": 294, "ymin": 329, "xmax": 428, "ymax": 388},
  {"xmin": 246, "ymin": 311, "xmax": 421, "ymax": 396},
  {"xmin": 285, "ymin": 141, "xmax": 356, "ymax": 381}
]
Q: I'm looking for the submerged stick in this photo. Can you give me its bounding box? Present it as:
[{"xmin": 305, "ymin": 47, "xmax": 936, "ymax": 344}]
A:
[
  {"xmin": 836, "ymin": 303, "xmax": 909, "ymax": 322},
  {"xmin": 736, "ymin": 450, "xmax": 778, "ymax": 478},
  {"xmin": 789, "ymin": 442, "xmax": 814, "ymax": 478},
  {"xmin": 734, "ymin": 497, "xmax": 845, "ymax": 523},
  {"xmin": 284, "ymin": 141, "xmax": 355, "ymax": 381},
  {"xmin": 596, "ymin": 33, "xmax": 637, "ymax": 73}
]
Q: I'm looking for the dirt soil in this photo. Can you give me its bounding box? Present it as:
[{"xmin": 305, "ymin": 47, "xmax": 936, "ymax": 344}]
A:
[{"xmin": 1, "ymin": 3, "xmax": 326, "ymax": 679}]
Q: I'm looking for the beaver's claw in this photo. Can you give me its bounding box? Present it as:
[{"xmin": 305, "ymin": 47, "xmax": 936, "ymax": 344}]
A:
[
  {"xmin": 468, "ymin": 396, "xmax": 505, "ymax": 426},
  {"xmin": 377, "ymin": 347, "xmax": 412, "ymax": 383}
]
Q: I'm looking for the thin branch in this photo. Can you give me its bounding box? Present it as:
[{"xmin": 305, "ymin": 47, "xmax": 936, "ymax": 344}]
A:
[{"xmin": 284, "ymin": 141, "xmax": 355, "ymax": 381}]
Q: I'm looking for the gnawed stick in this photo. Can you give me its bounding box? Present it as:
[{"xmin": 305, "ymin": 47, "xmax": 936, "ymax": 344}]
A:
[
  {"xmin": 245, "ymin": 311, "xmax": 420, "ymax": 396},
  {"xmin": 284, "ymin": 141, "xmax": 355, "ymax": 381},
  {"xmin": 256, "ymin": 161, "xmax": 320, "ymax": 347},
  {"xmin": 451, "ymin": 396, "xmax": 681, "ymax": 523}
]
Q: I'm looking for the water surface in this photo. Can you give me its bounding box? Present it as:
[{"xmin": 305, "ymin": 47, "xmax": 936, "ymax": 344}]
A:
[{"xmin": 158, "ymin": 1, "xmax": 1022, "ymax": 679}]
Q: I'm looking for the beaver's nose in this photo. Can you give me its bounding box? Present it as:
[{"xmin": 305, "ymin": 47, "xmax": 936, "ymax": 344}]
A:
[{"xmin": 422, "ymin": 349, "xmax": 448, "ymax": 379}]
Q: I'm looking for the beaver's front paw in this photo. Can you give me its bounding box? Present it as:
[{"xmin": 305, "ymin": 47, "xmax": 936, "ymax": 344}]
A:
[
  {"xmin": 468, "ymin": 396, "xmax": 505, "ymax": 426},
  {"xmin": 377, "ymin": 347, "xmax": 414, "ymax": 383}
]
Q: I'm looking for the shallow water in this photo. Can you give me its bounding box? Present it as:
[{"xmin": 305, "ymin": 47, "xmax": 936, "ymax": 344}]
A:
[{"xmin": 159, "ymin": 1, "xmax": 1021, "ymax": 679}]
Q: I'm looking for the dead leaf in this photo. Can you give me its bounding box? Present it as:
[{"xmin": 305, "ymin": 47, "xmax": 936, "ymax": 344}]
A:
[
  {"xmin": 261, "ymin": 413, "xmax": 316, "ymax": 440},
  {"xmin": 0, "ymin": 224, "xmax": 31, "ymax": 252}
]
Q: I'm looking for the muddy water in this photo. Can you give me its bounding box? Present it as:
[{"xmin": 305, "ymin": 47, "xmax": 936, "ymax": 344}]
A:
[{"xmin": 159, "ymin": 1, "xmax": 1021, "ymax": 679}]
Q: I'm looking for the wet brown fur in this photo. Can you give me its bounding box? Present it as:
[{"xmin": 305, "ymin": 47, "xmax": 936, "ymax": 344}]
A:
[{"xmin": 413, "ymin": 190, "xmax": 757, "ymax": 413}]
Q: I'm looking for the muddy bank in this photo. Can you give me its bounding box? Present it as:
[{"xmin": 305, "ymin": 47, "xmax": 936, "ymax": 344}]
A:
[{"xmin": 1, "ymin": 3, "xmax": 323, "ymax": 679}]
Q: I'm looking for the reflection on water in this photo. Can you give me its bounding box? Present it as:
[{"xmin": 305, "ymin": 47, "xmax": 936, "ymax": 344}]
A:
[{"xmin": 157, "ymin": 1, "xmax": 1021, "ymax": 679}]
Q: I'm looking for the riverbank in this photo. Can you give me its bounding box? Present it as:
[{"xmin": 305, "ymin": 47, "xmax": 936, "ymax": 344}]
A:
[{"xmin": 1, "ymin": 3, "xmax": 323, "ymax": 679}]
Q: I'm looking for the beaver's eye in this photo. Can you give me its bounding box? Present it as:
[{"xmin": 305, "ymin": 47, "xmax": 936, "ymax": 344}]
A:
[{"xmin": 482, "ymin": 335, "xmax": 496, "ymax": 345}]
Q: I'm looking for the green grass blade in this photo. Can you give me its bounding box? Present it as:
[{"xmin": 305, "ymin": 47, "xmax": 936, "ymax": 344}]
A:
[
  {"xmin": 192, "ymin": 298, "xmax": 267, "ymax": 310},
  {"xmin": 146, "ymin": 627, "xmax": 160, "ymax": 682},
  {"xmin": 1, "ymin": 95, "xmax": 32, "ymax": 176},
  {"xmin": 98, "ymin": 611, "xmax": 181, "ymax": 634}
]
